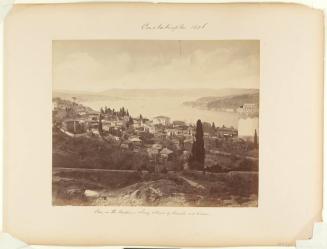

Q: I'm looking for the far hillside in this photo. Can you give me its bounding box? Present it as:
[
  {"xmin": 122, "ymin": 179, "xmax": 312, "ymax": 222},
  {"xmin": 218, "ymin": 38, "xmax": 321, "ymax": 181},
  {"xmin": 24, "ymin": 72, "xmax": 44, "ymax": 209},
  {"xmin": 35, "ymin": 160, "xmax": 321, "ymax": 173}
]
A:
[
  {"xmin": 53, "ymin": 88, "xmax": 259, "ymax": 101},
  {"xmin": 183, "ymin": 91, "xmax": 259, "ymax": 112}
]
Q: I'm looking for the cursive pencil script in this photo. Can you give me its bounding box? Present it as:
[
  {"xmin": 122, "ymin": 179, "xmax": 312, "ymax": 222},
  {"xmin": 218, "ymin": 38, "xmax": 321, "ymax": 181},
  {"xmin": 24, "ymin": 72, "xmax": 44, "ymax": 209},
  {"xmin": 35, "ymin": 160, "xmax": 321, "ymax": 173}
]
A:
[{"xmin": 141, "ymin": 23, "xmax": 208, "ymax": 31}]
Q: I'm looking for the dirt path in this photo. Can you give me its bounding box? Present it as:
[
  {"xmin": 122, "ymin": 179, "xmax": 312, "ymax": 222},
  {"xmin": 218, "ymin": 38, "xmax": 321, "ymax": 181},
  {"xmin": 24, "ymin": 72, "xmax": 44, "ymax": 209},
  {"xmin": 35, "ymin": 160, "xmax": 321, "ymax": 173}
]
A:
[{"xmin": 179, "ymin": 176, "xmax": 206, "ymax": 190}]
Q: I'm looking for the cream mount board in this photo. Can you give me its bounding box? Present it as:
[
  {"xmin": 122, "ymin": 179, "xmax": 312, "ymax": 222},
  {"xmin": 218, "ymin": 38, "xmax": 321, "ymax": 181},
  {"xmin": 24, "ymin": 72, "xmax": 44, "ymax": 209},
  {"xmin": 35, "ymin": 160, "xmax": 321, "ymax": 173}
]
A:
[{"xmin": 0, "ymin": 0, "xmax": 322, "ymax": 249}]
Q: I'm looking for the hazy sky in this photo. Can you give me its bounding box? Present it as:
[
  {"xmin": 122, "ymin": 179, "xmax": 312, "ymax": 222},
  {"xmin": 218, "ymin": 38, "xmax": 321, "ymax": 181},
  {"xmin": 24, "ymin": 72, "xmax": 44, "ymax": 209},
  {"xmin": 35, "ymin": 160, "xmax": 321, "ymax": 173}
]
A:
[{"xmin": 53, "ymin": 40, "xmax": 259, "ymax": 92}]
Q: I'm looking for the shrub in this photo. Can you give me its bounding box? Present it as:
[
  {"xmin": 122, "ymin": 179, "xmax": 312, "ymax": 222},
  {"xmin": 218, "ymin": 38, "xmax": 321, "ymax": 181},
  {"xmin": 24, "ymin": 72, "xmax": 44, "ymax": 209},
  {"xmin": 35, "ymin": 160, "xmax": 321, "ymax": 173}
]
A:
[
  {"xmin": 236, "ymin": 159, "xmax": 258, "ymax": 171},
  {"xmin": 161, "ymin": 167, "xmax": 168, "ymax": 174},
  {"xmin": 208, "ymin": 164, "xmax": 228, "ymax": 173},
  {"xmin": 189, "ymin": 161, "xmax": 203, "ymax": 171}
]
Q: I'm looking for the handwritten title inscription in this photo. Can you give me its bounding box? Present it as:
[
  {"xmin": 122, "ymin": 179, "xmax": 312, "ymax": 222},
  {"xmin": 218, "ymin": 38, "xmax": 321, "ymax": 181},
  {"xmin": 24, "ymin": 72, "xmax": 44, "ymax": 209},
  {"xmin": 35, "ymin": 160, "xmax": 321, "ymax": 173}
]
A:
[
  {"xmin": 141, "ymin": 23, "xmax": 208, "ymax": 31},
  {"xmin": 94, "ymin": 208, "xmax": 209, "ymax": 216}
]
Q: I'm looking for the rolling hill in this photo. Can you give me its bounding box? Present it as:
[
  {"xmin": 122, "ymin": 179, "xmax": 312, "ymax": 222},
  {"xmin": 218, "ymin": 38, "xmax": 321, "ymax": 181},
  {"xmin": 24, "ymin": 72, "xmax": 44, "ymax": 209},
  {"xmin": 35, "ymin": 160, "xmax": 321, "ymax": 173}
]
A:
[
  {"xmin": 53, "ymin": 88, "xmax": 259, "ymax": 101},
  {"xmin": 183, "ymin": 90, "xmax": 259, "ymax": 112}
]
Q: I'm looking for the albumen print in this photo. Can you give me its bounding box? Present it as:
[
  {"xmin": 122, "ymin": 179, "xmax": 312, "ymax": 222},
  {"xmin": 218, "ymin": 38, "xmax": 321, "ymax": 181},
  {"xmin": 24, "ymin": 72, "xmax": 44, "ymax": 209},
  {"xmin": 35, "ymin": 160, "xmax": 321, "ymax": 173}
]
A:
[{"xmin": 52, "ymin": 40, "xmax": 259, "ymax": 207}]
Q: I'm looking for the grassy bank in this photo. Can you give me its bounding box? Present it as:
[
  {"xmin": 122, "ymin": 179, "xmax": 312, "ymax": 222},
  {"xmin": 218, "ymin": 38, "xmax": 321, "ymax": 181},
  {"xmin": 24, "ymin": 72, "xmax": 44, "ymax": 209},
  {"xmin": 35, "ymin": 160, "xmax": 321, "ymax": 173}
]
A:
[{"xmin": 53, "ymin": 169, "xmax": 258, "ymax": 207}]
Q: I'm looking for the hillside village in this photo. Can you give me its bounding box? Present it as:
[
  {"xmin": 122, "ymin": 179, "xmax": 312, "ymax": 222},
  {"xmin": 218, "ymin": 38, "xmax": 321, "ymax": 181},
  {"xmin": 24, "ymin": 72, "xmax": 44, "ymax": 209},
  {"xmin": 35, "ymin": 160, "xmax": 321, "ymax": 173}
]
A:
[
  {"xmin": 52, "ymin": 97, "xmax": 259, "ymax": 206},
  {"xmin": 53, "ymin": 97, "xmax": 258, "ymax": 172}
]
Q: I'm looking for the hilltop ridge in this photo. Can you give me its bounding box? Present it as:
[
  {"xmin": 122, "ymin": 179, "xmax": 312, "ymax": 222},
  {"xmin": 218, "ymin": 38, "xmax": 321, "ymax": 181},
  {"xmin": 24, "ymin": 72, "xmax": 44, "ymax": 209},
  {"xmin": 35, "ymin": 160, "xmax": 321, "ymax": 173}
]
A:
[{"xmin": 183, "ymin": 91, "xmax": 259, "ymax": 113}]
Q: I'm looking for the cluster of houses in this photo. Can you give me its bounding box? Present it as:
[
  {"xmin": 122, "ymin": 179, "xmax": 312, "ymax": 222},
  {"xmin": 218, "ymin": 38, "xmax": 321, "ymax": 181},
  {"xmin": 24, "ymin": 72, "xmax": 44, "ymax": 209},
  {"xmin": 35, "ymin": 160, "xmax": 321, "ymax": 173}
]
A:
[
  {"xmin": 53, "ymin": 98, "xmax": 243, "ymax": 170},
  {"xmin": 100, "ymin": 114, "xmax": 196, "ymax": 159}
]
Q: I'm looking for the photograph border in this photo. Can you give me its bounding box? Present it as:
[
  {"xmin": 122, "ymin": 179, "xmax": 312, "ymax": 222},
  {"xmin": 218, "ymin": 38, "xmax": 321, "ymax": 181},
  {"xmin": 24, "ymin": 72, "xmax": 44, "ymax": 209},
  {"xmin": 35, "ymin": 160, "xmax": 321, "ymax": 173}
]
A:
[{"xmin": 51, "ymin": 39, "xmax": 260, "ymax": 208}]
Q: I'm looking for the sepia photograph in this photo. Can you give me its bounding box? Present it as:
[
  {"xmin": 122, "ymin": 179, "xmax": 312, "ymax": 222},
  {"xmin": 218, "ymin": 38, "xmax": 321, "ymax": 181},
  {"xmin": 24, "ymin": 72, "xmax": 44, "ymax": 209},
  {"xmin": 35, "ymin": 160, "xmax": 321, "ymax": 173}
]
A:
[{"xmin": 52, "ymin": 40, "xmax": 260, "ymax": 207}]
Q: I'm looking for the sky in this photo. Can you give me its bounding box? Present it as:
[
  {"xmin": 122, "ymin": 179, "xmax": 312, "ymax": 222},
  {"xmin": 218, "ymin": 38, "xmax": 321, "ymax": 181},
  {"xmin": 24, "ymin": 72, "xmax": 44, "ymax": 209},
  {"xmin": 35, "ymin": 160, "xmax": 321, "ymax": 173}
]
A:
[{"xmin": 53, "ymin": 40, "xmax": 260, "ymax": 92}]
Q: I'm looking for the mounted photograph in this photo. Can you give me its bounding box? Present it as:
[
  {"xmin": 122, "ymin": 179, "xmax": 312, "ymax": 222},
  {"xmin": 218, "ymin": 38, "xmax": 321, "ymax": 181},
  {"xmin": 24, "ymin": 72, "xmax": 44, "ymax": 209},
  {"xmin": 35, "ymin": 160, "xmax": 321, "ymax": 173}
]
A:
[{"xmin": 52, "ymin": 40, "xmax": 260, "ymax": 207}]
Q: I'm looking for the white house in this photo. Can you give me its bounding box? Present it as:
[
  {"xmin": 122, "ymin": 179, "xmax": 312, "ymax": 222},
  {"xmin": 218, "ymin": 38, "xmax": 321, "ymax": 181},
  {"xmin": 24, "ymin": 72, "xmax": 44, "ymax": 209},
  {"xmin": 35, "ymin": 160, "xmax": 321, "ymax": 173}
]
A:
[
  {"xmin": 128, "ymin": 137, "xmax": 142, "ymax": 145},
  {"xmin": 143, "ymin": 123, "xmax": 155, "ymax": 133},
  {"xmin": 160, "ymin": 147, "xmax": 173, "ymax": 155},
  {"xmin": 153, "ymin": 116, "xmax": 170, "ymax": 126}
]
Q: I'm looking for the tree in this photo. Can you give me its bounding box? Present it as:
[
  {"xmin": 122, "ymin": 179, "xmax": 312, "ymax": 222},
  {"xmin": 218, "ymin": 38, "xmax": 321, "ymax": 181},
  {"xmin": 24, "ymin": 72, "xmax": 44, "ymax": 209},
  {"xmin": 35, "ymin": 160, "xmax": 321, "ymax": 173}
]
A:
[
  {"xmin": 98, "ymin": 114, "xmax": 103, "ymax": 133},
  {"xmin": 128, "ymin": 117, "xmax": 134, "ymax": 125},
  {"xmin": 211, "ymin": 122, "xmax": 216, "ymax": 134},
  {"xmin": 254, "ymin": 129, "xmax": 258, "ymax": 148},
  {"xmin": 100, "ymin": 107, "xmax": 105, "ymax": 114},
  {"xmin": 126, "ymin": 116, "xmax": 134, "ymax": 128},
  {"xmin": 189, "ymin": 119, "xmax": 205, "ymax": 173},
  {"xmin": 191, "ymin": 139, "xmax": 196, "ymax": 160},
  {"xmin": 119, "ymin": 107, "xmax": 126, "ymax": 117},
  {"xmin": 195, "ymin": 119, "xmax": 205, "ymax": 169},
  {"xmin": 212, "ymin": 122, "xmax": 216, "ymax": 130}
]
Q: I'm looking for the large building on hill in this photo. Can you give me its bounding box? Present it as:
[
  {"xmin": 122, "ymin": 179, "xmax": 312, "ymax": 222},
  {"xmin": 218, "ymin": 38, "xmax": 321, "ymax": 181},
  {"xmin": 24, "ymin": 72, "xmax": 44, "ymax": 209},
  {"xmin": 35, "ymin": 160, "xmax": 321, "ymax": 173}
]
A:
[
  {"xmin": 153, "ymin": 116, "xmax": 170, "ymax": 126},
  {"xmin": 216, "ymin": 126, "xmax": 238, "ymax": 138},
  {"xmin": 237, "ymin": 103, "xmax": 259, "ymax": 115}
]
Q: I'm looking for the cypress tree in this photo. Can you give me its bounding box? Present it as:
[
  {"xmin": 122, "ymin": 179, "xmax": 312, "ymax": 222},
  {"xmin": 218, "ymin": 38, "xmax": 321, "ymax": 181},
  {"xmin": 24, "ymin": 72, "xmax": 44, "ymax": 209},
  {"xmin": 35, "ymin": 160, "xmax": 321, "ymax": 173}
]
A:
[
  {"xmin": 195, "ymin": 119, "xmax": 205, "ymax": 167},
  {"xmin": 190, "ymin": 119, "xmax": 205, "ymax": 171},
  {"xmin": 128, "ymin": 117, "xmax": 134, "ymax": 125},
  {"xmin": 98, "ymin": 114, "xmax": 103, "ymax": 133},
  {"xmin": 254, "ymin": 129, "xmax": 258, "ymax": 148}
]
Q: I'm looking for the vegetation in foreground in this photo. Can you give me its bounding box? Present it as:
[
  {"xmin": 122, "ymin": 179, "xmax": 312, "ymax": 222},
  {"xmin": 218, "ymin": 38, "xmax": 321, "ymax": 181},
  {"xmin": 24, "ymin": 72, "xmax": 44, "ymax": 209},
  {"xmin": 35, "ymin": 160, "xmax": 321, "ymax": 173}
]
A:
[
  {"xmin": 53, "ymin": 129, "xmax": 258, "ymax": 207},
  {"xmin": 53, "ymin": 169, "xmax": 258, "ymax": 207}
]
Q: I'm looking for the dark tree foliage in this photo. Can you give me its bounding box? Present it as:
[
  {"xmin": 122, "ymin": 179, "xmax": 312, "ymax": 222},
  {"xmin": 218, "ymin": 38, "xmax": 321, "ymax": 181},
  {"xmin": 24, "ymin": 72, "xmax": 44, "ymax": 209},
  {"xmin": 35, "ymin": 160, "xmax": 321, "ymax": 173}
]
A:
[
  {"xmin": 212, "ymin": 122, "xmax": 216, "ymax": 130},
  {"xmin": 189, "ymin": 119, "xmax": 205, "ymax": 171},
  {"xmin": 191, "ymin": 141, "xmax": 196, "ymax": 160},
  {"xmin": 98, "ymin": 114, "xmax": 103, "ymax": 133},
  {"xmin": 101, "ymin": 106, "xmax": 131, "ymax": 117},
  {"xmin": 254, "ymin": 129, "xmax": 258, "ymax": 148},
  {"xmin": 195, "ymin": 119, "xmax": 205, "ymax": 164},
  {"xmin": 128, "ymin": 117, "xmax": 134, "ymax": 125}
]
